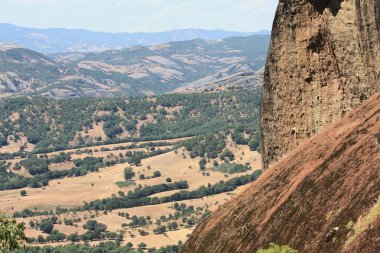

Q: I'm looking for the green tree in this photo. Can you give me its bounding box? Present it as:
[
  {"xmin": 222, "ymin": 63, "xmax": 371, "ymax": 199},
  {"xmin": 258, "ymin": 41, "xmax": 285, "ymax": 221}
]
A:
[
  {"xmin": 138, "ymin": 242, "xmax": 147, "ymax": 250},
  {"xmin": 37, "ymin": 235, "xmax": 45, "ymax": 244},
  {"xmin": 129, "ymin": 156, "xmax": 141, "ymax": 166},
  {"xmin": 152, "ymin": 171, "xmax": 161, "ymax": 178},
  {"xmin": 124, "ymin": 167, "xmax": 135, "ymax": 181},
  {"xmin": 248, "ymin": 132, "xmax": 260, "ymax": 151},
  {"xmin": 40, "ymin": 220, "xmax": 54, "ymax": 234},
  {"xmin": 257, "ymin": 243, "xmax": 298, "ymax": 253},
  {"xmin": 0, "ymin": 214, "xmax": 26, "ymax": 251},
  {"xmin": 219, "ymin": 148, "xmax": 235, "ymax": 161},
  {"xmin": 67, "ymin": 233, "xmax": 80, "ymax": 242},
  {"xmin": 199, "ymin": 158, "xmax": 207, "ymax": 170}
]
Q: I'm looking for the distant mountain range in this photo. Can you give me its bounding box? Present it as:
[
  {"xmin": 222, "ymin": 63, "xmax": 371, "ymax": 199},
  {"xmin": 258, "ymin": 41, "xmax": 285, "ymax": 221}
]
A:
[
  {"xmin": 0, "ymin": 35, "xmax": 270, "ymax": 98},
  {"xmin": 0, "ymin": 23, "xmax": 270, "ymax": 54}
]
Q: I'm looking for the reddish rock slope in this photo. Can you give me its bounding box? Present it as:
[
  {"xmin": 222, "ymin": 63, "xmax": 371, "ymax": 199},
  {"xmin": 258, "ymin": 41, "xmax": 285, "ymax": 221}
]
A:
[{"xmin": 182, "ymin": 93, "xmax": 380, "ymax": 253}]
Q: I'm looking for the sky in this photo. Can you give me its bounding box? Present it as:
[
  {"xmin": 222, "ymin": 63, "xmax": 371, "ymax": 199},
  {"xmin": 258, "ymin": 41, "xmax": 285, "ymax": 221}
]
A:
[{"xmin": 1, "ymin": 0, "xmax": 278, "ymax": 33}]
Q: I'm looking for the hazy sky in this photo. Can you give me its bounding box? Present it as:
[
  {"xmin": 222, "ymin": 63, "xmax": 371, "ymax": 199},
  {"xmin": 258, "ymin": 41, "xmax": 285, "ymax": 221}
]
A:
[{"xmin": 1, "ymin": 0, "xmax": 278, "ymax": 32}]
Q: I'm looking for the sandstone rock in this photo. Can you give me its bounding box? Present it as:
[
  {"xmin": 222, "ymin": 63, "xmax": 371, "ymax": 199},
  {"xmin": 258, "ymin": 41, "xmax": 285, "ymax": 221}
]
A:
[{"xmin": 261, "ymin": 0, "xmax": 380, "ymax": 169}]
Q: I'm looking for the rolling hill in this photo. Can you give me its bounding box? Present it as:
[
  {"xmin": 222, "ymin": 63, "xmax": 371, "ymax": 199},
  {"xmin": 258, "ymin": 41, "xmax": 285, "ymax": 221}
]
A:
[
  {"xmin": 0, "ymin": 35, "xmax": 269, "ymax": 98},
  {"xmin": 0, "ymin": 88, "xmax": 262, "ymax": 154}
]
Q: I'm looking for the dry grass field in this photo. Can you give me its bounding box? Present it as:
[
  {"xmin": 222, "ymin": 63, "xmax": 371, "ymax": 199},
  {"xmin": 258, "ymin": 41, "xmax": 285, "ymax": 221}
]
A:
[{"xmin": 0, "ymin": 136, "xmax": 261, "ymax": 249}]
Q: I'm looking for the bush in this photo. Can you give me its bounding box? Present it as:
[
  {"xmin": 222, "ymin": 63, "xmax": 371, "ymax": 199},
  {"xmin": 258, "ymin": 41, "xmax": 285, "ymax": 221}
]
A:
[
  {"xmin": 152, "ymin": 171, "xmax": 161, "ymax": 178},
  {"xmin": 214, "ymin": 163, "xmax": 251, "ymax": 174},
  {"xmin": 138, "ymin": 242, "xmax": 147, "ymax": 249},
  {"xmin": 199, "ymin": 158, "xmax": 207, "ymax": 170},
  {"xmin": 219, "ymin": 148, "xmax": 235, "ymax": 161},
  {"xmin": 67, "ymin": 233, "xmax": 80, "ymax": 242},
  {"xmin": 40, "ymin": 220, "xmax": 54, "ymax": 234},
  {"xmin": 124, "ymin": 167, "xmax": 135, "ymax": 180},
  {"xmin": 20, "ymin": 190, "xmax": 27, "ymax": 197},
  {"xmin": 257, "ymin": 243, "xmax": 298, "ymax": 253},
  {"xmin": 248, "ymin": 132, "xmax": 260, "ymax": 151}
]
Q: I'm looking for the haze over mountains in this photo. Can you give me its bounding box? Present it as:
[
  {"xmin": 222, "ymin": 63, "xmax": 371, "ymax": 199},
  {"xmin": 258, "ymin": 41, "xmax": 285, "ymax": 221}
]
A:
[{"xmin": 0, "ymin": 23, "xmax": 270, "ymax": 54}]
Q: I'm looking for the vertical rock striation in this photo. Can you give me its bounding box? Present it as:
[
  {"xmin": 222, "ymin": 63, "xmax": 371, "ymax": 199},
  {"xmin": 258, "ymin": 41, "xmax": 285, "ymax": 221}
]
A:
[
  {"xmin": 182, "ymin": 92, "xmax": 380, "ymax": 253},
  {"xmin": 261, "ymin": 0, "xmax": 380, "ymax": 169}
]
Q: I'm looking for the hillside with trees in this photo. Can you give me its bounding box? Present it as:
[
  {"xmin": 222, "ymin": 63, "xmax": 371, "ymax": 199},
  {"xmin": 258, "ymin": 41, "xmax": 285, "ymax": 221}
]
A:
[{"xmin": 0, "ymin": 87, "xmax": 261, "ymax": 154}]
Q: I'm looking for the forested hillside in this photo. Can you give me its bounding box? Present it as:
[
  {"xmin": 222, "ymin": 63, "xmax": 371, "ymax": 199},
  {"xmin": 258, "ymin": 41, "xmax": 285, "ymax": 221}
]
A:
[{"xmin": 0, "ymin": 87, "xmax": 261, "ymax": 155}]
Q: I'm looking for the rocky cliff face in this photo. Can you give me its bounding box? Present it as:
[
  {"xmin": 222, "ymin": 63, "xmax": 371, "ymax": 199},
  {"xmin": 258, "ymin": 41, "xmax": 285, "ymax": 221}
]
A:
[
  {"xmin": 182, "ymin": 92, "xmax": 380, "ymax": 253},
  {"xmin": 261, "ymin": 0, "xmax": 380, "ymax": 169}
]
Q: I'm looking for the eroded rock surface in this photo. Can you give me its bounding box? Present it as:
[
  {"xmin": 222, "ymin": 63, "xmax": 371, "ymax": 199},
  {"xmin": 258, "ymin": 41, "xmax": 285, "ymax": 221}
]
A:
[{"xmin": 261, "ymin": 0, "xmax": 380, "ymax": 169}]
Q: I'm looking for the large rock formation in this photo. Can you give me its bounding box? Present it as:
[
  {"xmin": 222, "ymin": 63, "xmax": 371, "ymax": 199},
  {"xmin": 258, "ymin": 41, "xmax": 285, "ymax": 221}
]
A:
[
  {"xmin": 261, "ymin": 0, "xmax": 380, "ymax": 169},
  {"xmin": 182, "ymin": 92, "xmax": 380, "ymax": 253}
]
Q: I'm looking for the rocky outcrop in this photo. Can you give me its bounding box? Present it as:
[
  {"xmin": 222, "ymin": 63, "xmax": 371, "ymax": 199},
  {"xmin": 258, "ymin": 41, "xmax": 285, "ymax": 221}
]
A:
[
  {"xmin": 182, "ymin": 92, "xmax": 380, "ymax": 253},
  {"xmin": 261, "ymin": 0, "xmax": 380, "ymax": 169}
]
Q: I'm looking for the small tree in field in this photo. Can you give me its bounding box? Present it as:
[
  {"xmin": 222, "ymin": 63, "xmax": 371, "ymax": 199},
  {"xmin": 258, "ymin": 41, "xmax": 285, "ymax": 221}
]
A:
[
  {"xmin": 152, "ymin": 171, "xmax": 161, "ymax": 178},
  {"xmin": 199, "ymin": 158, "xmax": 207, "ymax": 170},
  {"xmin": 20, "ymin": 190, "xmax": 27, "ymax": 197},
  {"xmin": 124, "ymin": 167, "xmax": 135, "ymax": 180}
]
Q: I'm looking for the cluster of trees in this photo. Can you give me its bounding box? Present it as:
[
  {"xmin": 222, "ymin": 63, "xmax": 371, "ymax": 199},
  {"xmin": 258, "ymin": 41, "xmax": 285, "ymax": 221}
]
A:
[
  {"xmin": 81, "ymin": 181, "xmax": 189, "ymax": 211},
  {"xmin": 16, "ymin": 170, "xmax": 261, "ymax": 218},
  {"xmin": 1, "ymin": 145, "xmax": 173, "ymax": 192},
  {"xmin": 20, "ymin": 157, "xmax": 49, "ymax": 175},
  {"xmin": 27, "ymin": 230, "xmax": 66, "ymax": 243},
  {"xmin": 214, "ymin": 163, "xmax": 252, "ymax": 174},
  {"xmin": 126, "ymin": 215, "xmax": 150, "ymax": 228},
  {"xmin": 1, "ymin": 156, "xmax": 107, "ymax": 191},
  {"xmin": 152, "ymin": 221, "xmax": 178, "ymax": 235},
  {"xmin": 248, "ymin": 132, "xmax": 261, "ymax": 151},
  {"xmin": 14, "ymin": 241, "xmax": 182, "ymax": 253},
  {"xmin": 219, "ymin": 148, "xmax": 235, "ymax": 161},
  {"xmin": 160, "ymin": 170, "xmax": 262, "ymax": 203},
  {"xmin": 81, "ymin": 220, "xmax": 108, "ymax": 241},
  {"xmin": 0, "ymin": 163, "xmax": 29, "ymax": 191},
  {"xmin": 183, "ymin": 133, "xmax": 227, "ymax": 159},
  {"xmin": 77, "ymin": 170, "xmax": 261, "ymax": 212},
  {"xmin": 172, "ymin": 203, "xmax": 195, "ymax": 218}
]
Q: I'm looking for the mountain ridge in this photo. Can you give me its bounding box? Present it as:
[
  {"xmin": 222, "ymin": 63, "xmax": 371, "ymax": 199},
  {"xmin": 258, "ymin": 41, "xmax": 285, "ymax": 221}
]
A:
[
  {"xmin": 0, "ymin": 35, "xmax": 269, "ymax": 98},
  {"xmin": 0, "ymin": 23, "xmax": 270, "ymax": 54}
]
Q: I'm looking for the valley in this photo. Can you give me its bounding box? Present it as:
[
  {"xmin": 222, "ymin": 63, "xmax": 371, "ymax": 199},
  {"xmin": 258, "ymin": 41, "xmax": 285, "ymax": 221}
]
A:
[
  {"xmin": 0, "ymin": 87, "xmax": 263, "ymax": 251},
  {"xmin": 0, "ymin": 138, "xmax": 261, "ymax": 249},
  {"xmin": 2, "ymin": 0, "xmax": 378, "ymax": 251}
]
